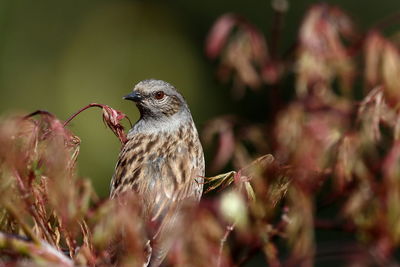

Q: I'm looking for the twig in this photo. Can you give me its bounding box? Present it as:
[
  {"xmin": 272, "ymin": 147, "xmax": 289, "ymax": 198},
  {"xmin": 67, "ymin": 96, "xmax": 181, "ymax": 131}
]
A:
[
  {"xmin": 270, "ymin": 0, "xmax": 288, "ymax": 60},
  {"xmin": 63, "ymin": 103, "xmax": 132, "ymax": 128},
  {"xmin": 63, "ymin": 103, "xmax": 131, "ymax": 145},
  {"xmin": 217, "ymin": 223, "xmax": 236, "ymax": 267},
  {"xmin": 63, "ymin": 103, "xmax": 104, "ymax": 127}
]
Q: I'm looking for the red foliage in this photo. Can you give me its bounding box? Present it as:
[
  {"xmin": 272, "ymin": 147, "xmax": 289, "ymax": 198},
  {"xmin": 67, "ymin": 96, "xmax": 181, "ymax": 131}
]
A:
[{"xmin": 2, "ymin": 3, "xmax": 400, "ymax": 266}]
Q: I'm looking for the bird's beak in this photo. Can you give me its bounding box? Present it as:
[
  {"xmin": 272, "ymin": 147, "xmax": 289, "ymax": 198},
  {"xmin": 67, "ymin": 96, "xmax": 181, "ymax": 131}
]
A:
[{"xmin": 123, "ymin": 91, "xmax": 142, "ymax": 102}]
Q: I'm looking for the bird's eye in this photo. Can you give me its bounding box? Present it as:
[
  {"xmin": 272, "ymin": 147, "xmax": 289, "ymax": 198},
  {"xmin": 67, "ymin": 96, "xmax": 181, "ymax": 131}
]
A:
[{"xmin": 154, "ymin": 91, "xmax": 165, "ymax": 100}]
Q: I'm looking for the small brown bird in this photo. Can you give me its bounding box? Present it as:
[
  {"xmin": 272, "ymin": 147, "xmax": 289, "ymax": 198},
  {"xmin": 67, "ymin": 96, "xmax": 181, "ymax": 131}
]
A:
[{"xmin": 110, "ymin": 79, "xmax": 204, "ymax": 266}]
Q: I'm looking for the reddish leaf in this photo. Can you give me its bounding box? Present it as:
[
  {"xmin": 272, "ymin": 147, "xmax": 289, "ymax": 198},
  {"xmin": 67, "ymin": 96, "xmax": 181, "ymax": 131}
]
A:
[
  {"xmin": 364, "ymin": 32, "xmax": 385, "ymax": 88},
  {"xmin": 206, "ymin": 13, "xmax": 269, "ymax": 92},
  {"xmin": 382, "ymin": 41, "xmax": 400, "ymax": 107},
  {"xmin": 297, "ymin": 4, "xmax": 357, "ymax": 96},
  {"xmin": 202, "ymin": 117, "xmax": 236, "ymax": 173},
  {"xmin": 205, "ymin": 13, "xmax": 242, "ymax": 59}
]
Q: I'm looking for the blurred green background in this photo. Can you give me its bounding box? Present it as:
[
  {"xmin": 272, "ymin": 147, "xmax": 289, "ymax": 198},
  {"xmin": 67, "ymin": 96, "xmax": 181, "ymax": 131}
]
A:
[{"xmin": 0, "ymin": 0, "xmax": 398, "ymax": 197}]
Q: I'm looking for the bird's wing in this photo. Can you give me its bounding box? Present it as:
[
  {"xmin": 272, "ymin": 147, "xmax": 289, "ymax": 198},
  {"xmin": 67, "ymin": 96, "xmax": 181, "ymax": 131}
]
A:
[
  {"xmin": 147, "ymin": 140, "xmax": 204, "ymax": 267},
  {"xmin": 148, "ymin": 140, "xmax": 203, "ymax": 227}
]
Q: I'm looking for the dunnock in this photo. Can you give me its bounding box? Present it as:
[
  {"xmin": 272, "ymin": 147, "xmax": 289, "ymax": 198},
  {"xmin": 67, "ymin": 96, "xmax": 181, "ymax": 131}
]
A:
[{"xmin": 111, "ymin": 79, "xmax": 204, "ymax": 266}]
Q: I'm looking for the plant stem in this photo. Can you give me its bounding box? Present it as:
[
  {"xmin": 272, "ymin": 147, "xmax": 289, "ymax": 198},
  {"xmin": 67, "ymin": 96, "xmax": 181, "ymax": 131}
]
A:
[
  {"xmin": 217, "ymin": 223, "xmax": 235, "ymax": 267},
  {"xmin": 4, "ymin": 204, "xmax": 40, "ymax": 245},
  {"xmin": 63, "ymin": 103, "xmax": 103, "ymax": 127},
  {"xmin": 0, "ymin": 231, "xmax": 73, "ymax": 266}
]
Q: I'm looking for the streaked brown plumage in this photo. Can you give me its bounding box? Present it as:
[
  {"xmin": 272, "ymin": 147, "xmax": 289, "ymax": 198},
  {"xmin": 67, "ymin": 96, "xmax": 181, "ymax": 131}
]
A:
[{"xmin": 111, "ymin": 79, "xmax": 204, "ymax": 266}]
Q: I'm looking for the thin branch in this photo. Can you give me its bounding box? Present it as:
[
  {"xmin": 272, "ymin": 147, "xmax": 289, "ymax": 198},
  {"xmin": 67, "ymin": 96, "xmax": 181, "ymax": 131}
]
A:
[
  {"xmin": 63, "ymin": 103, "xmax": 131, "ymax": 144},
  {"xmin": 217, "ymin": 223, "xmax": 236, "ymax": 267},
  {"xmin": 63, "ymin": 103, "xmax": 104, "ymax": 127},
  {"xmin": 270, "ymin": 0, "xmax": 288, "ymax": 60}
]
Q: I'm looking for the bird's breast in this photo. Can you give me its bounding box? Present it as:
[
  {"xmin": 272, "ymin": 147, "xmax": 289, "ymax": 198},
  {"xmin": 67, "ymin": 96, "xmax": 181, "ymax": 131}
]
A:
[{"xmin": 111, "ymin": 120, "xmax": 204, "ymax": 200}]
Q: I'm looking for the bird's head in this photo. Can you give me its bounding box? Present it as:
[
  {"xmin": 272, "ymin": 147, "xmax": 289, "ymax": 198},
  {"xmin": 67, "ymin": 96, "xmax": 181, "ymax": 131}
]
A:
[{"xmin": 124, "ymin": 79, "xmax": 189, "ymax": 120}]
